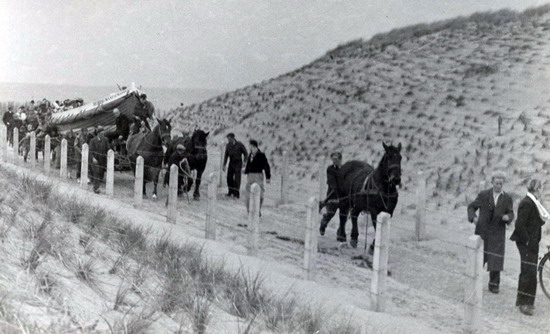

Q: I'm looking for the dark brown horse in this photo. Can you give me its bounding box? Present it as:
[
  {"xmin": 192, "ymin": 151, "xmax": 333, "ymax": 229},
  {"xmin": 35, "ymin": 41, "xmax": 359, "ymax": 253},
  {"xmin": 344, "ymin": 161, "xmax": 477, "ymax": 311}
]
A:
[
  {"xmin": 164, "ymin": 129, "xmax": 209, "ymax": 199},
  {"xmin": 129, "ymin": 118, "xmax": 172, "ymax": 199},
  {"xmin": 338, "ymin": 142, "xmax": 402, "ymax": 250}
]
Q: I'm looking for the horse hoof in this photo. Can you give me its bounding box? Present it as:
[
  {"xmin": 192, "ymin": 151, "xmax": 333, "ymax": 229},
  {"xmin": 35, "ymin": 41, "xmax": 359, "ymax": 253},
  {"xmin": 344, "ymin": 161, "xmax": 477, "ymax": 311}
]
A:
[
  {"xmin": 350, "ymin": 240, "xmax": 358, "ymax": 248},
  {"xmin": 152, "ymin": 194, "xmax": 158, "ymax": 200}
]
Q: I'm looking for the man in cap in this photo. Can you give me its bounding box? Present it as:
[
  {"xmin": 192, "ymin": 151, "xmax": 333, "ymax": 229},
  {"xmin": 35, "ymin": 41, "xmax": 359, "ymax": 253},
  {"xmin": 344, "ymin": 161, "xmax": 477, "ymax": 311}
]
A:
[
  {"xmin": 133, "ymin": 93, "xmax": 155, "ymax": 131},
  {"xmin": 167, "ymin": 143, "xmax": 191, "ymax": 195},
  {"xmin": 319, "ymin": 152, "xmax": 347, "ymax": 239},
  {"xmin": 222, "ymin": 133, "xmax": 248, "ymax": 198},
  {"xmin": 89, "ymin": 126, "xmax": 110, "ymax": 193}
]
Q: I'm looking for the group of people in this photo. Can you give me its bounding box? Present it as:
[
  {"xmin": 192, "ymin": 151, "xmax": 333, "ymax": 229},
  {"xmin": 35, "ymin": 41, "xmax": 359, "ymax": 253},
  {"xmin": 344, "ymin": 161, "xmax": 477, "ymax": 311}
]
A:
[
  {"xmin": 468, "ymin": 173, "xmax": 548, "ymax": 316},
  {"xmin": 221, "ymin": 133, "xmax": 271, "ymax": 215},
  {"xmin": 317, "ymin": 155, "xmax": 548, "ymax": 316}
]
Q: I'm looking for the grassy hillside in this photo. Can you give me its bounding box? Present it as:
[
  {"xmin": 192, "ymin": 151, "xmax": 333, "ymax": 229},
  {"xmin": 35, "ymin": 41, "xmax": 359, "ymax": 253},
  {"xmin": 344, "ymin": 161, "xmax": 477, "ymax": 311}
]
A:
[{"xmin": 168, "ymin": 6, "xmax": 550, "ymax": 208}]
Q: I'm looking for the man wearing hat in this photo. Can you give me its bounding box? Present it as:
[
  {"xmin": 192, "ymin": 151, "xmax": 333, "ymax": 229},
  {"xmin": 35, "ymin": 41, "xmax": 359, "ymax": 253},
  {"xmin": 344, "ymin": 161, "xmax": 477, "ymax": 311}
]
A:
[
  {"xmin": 244, "ymin": 139, "xmax": 270, "ymax": 214},
  {"xmin": 167, "ymin": 143, "xmax": 191, "ymax": 195},
  {"xmin": 133, "ymin": 93, "xmax": 155, "ymax": 131},
  {"xmin": 319, "ymin": 152, "xmax": 347, "ymax": 239},
  {"xmin": 222, "ymin": 133, "xmax": 248, "ymax": 198},
  {"xmin": 89, "ymin": 126, "xmax": 110, "ymax": 193}
]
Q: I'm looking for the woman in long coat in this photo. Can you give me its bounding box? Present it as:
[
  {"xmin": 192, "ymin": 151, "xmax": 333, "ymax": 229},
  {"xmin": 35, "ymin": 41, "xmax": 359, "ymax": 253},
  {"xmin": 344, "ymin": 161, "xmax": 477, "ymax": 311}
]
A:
[{"xmin": 467, "ymin": 172, "xmax": 515, "ymax": 293}]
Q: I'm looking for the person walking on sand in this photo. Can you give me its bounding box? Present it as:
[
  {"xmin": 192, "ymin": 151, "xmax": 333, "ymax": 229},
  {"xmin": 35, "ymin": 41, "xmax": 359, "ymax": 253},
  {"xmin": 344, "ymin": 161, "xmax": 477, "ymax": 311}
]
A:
[
  {"xmin": 467, "ymin": 171, "xmax": 515, "ymax": 294},
  {"xmin": 244, "ymin": 140, "xmax": 270, "ymax": 215},
  {"xmin": 510, "ymin": 178, "xmax": 548, "ymax": 316},
  {"xmin": 318, "ymin": 152, "xmax": 348, "ymax": 238},
  {"xmin": 223, "ymin": 133, "xmax": 248, "ymax": 199},
  {"xmin": 89, "ymin": 126, "xmax": 110, "ymax": 194}
]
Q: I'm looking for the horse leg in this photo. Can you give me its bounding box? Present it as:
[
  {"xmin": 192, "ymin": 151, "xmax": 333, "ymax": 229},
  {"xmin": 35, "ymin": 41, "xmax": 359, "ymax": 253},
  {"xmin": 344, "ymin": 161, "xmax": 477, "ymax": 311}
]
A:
[
  {"xmin": 336, "ymin": 205, "xmax": 349, "ymax": 242},
  {"xmin": 152, "ymin": 167, "xmax": 159, "ymax": 200},
  {"xmin": 350, "ymin": 207, "xmax": 361, "ymax": 248},
  {"xmin": 193, "ymin": 168, "xmax": 204, "ymax": 200}
]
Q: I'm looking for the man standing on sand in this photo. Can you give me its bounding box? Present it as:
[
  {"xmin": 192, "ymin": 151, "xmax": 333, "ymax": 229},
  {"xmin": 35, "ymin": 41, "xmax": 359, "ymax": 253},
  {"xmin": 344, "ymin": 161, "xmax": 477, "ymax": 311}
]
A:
[
  {"xmin": 467, "ymin": 171, "xmax": 515, "ymax": 294},
  {"xmin": 244, "ymin": 140, "xmax": 270, "ymax": 215},
  {"xmin": 319, "ymin": 152, "xmax": 347, "ymax": 239},
  {"xmin": 89, "ymin": 126, "xmax": 110, "ymax": 194},
  {"xmin": 2, "ymin": 106, "xmax": 14, "ymax": 143},
  {"xmin": 223, "ymin": 133, "xmax": 248, "ymax": 199}
]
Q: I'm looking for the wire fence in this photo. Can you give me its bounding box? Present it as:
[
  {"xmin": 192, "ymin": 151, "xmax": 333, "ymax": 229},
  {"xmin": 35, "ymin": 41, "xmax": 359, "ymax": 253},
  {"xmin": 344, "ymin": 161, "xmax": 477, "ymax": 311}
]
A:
[{"xmin": 1, "ymin": 128, "xmax": 549, "ymax": 333}]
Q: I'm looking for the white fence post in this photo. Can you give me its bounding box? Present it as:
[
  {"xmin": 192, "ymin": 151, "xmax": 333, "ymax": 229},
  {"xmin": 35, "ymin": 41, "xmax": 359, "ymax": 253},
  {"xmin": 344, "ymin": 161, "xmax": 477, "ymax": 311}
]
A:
[
  {"xmin": 464, "ymin": 235, "xmax": 483, "ymax": 333},
  {"xmin": 44, "ymin": 135, "xmax": 51, "ymax": 174},
  {"xmin": 370, "ymin": 212, "xmax": 391, "ymax": 312},
  {"xmin": 218, "ymin": 140, "xmax": 224, "ymax": 188},
  {"xmin": 0, "ymin": 125, "xmax": 5, "ymax": 162},
  {"xmin": 1, "ymin": 125, "xmax": 7, "ymax": 163},
  {"xmin": 278, "ymin": 150, "xmax": 288, "ymax": 205},
  {"xmin": 29, "ymin": 131, "xmax": 36, "ymax": 168},
  {"xmin": 415, "ymin": 171, "xmax": 426, "ymax": 241},
  {"xmin": 247, "ymin": 183, "xmax": 261, "ymax": 256},
  {"xmin": 318, "ymin": 156, "xmax": 326, "ymax": 202},
  {"xmin": 80, "ymin": 144, "xmax": 89, "ymax": 188},
  {"xmin": 12, "ymin": 128, "xmax": 19, "ymax": 165},
  {"xmin": 304, "ymin": 196, "xmax": 319, "ymax": 280},
  {"xmin": 60, "ymin": 139, "xmax": 68, "ymax": 179},
  {"xmin": 167, "ymin": 164, "xmax": 178, "ymax": 224},
  {"xmin": 106, "ymin": 150, "xmax": 114, "ymax": 197},
  {"xmin": 206, "ymin": 172, "xmax": 217, "ymax": 239},
  {"xmin": 134, "ymin": 156, "xmax": 144, "ymax": 208}
]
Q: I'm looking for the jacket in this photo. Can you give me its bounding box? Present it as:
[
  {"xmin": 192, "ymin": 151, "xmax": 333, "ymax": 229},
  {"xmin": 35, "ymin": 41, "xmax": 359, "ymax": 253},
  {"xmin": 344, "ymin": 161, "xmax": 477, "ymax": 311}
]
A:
[
  {"xmin": 510, "ymin": 195, "xmax": 545, "ymax": 250},
  {"xmin": 224, "ymin": 141, "xmax": 248, "ymax": 167},
  {"xmin": 244, "ymin": 151, "xmax": 271, "ymax": 180},
  {"xmin": 467, "ymin": 188, "xmax": 515, "ymax": 271},
  {"xmin": 89, "ymin": 135, "xmax": 110, "ymax": 165}
]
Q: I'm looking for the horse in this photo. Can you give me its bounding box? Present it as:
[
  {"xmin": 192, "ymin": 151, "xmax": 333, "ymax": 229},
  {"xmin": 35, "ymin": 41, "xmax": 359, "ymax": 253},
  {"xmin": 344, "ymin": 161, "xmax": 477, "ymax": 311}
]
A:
[
  {"xmin": 338, "ymin": 142, "xmax": 402, "ymax": 250},
  {"xmin": 164, "ymin": 129, "xmax": 209, "ymax": 199},
  {"xmin": 128, "ymin": 118, "xmax": 172, "ymax": 199}
]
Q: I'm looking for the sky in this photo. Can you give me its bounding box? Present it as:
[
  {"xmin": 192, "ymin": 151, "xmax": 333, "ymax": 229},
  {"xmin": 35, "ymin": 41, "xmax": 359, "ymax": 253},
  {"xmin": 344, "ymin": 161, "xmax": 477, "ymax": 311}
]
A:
[{"xmin": 0, "ymin": 0, "xmax": 548, "ymax": 91}]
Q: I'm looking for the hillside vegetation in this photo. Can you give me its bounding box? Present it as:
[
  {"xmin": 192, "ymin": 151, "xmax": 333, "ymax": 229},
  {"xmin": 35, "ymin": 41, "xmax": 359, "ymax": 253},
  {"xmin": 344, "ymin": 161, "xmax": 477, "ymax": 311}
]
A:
[{"xmin": 168, "ymin": 6, "xmax": 550, "ymax": 208}]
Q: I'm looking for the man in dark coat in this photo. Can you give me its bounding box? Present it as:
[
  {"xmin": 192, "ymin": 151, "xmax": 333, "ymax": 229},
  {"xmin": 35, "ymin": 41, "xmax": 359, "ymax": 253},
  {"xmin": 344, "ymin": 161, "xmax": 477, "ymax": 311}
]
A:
[
  {"xmin": 510, "ymin": 179, "xmax": 547, "ymax": 315},
  {"xmin": 133, "ymin": 93, "xmax": 155, "ymax": 131},
  {"xmin": 2, "ymin": 107, "xmax": 14, "ymax": 143},
  {"xmin": 222, "ymin": 133, "xmax": 248, "ymax": 198},
  {"xmin": 105, "ymin": 108, "xmax": 130, "ymax": 152},
  {"xmin": 89, "ymin": 127, "xmax": 110, "ymax": 193},
  {"xmin": 467, "ymin": 171, "xmax": 515, "ymax": 294},
  {"xmin": 244, "ymin": 139, "xmax": 271, "ymax": 215},
  {"xmin": 318, "ymin": 152, "xmax": 348, "ymax": 239}
]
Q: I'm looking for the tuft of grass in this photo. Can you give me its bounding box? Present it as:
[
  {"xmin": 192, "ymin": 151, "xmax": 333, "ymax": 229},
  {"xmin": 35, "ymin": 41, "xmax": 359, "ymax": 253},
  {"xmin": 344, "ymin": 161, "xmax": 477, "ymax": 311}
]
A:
[
  {"xmin": 183, "ymin": 289, "xmax": 212, "ymax": 334},
  {"xmin": 114, "ymin": 282, "xmax": 132, "ymax": 311},
  {"xmin": 297, "ymin": 304, "xmax": 331, "ymax": 334},
  {"xmin": 106, "ymin": 308, "xmax": 157, "ymax": 334},
  {"xmin": 37, "ymin": 272, "xmax": 57, "ymax": 295},
  {"xmin": 263, "ymin": 294, "xmax": 299, "ymax": 332},
  {"xmin": 223, "ymin": 270, "xmax": 266, "ymax": 319},
  {"xmin": 74, "ymin": 257, "xmax": 98, "ymax": 288}
]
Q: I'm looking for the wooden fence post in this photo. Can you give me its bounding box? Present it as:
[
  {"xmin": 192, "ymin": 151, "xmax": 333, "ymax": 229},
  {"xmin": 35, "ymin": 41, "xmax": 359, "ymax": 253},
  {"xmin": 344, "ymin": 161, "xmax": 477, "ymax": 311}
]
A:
[
  {"xmin": 464, "ymin": 235, "xmax": 483, "ymax": 333},
  {"xmin": 106, "ymin": 150, "xmax": 114, "ymax": 197},
  {"xmin": 278, "ymin": 150, "xmax": 288, "ymax": 205},
  {"xmin": 134, "ymin": 156, "xmax": 144, "ymax": 208},
  {"xmin": 247, "ymin": 183, "xmax": 261, "ymax": 256},
  {"xmin": 80, "ymin": 144, "xmax": 89, "ymax": 188},
  {"xmin": 1, "ymin": 125, "xmax": 7, "ymax": 163},
  {"xmin": 60, "ymin": 139, "xmax": 68, "ymax": 179},
  {"xmin": 218, "ymin": 140, "xmax": 224, "ymax": 188},
  {"xmin": 370, "ymin": 212, "xmax": 391, "ymax": 312},
  {"xmin": 318, "ymin": 156, "xmax": 326, "ymax": 202},
  {"xmin": 44, "ymin": 135, "xmax": 50, "ymax": 175},
  {"xmin": 167, "ymin": 164, "xmax": 178, "ymax": 224},
  {"xmin": 304, "ymin": 196, "xmax": 319, "ymax": 280},
  {"xmin": 29, "ymin": 131, "xmax": 36, "ymax": 168},
  {"xmin": 415, "ymin": 171, "xmax": 426, "ymax": 241},
  {"xmin": 0, "ymin": 125, "xmax": 4, "ymax": 162},
  {"xmin": 12, "ymin": 128, "xmax": 19, "ymax": 165},
  {"xmin": 206, "ymin": 172, "xmax": 217, "ymax": 239}
]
